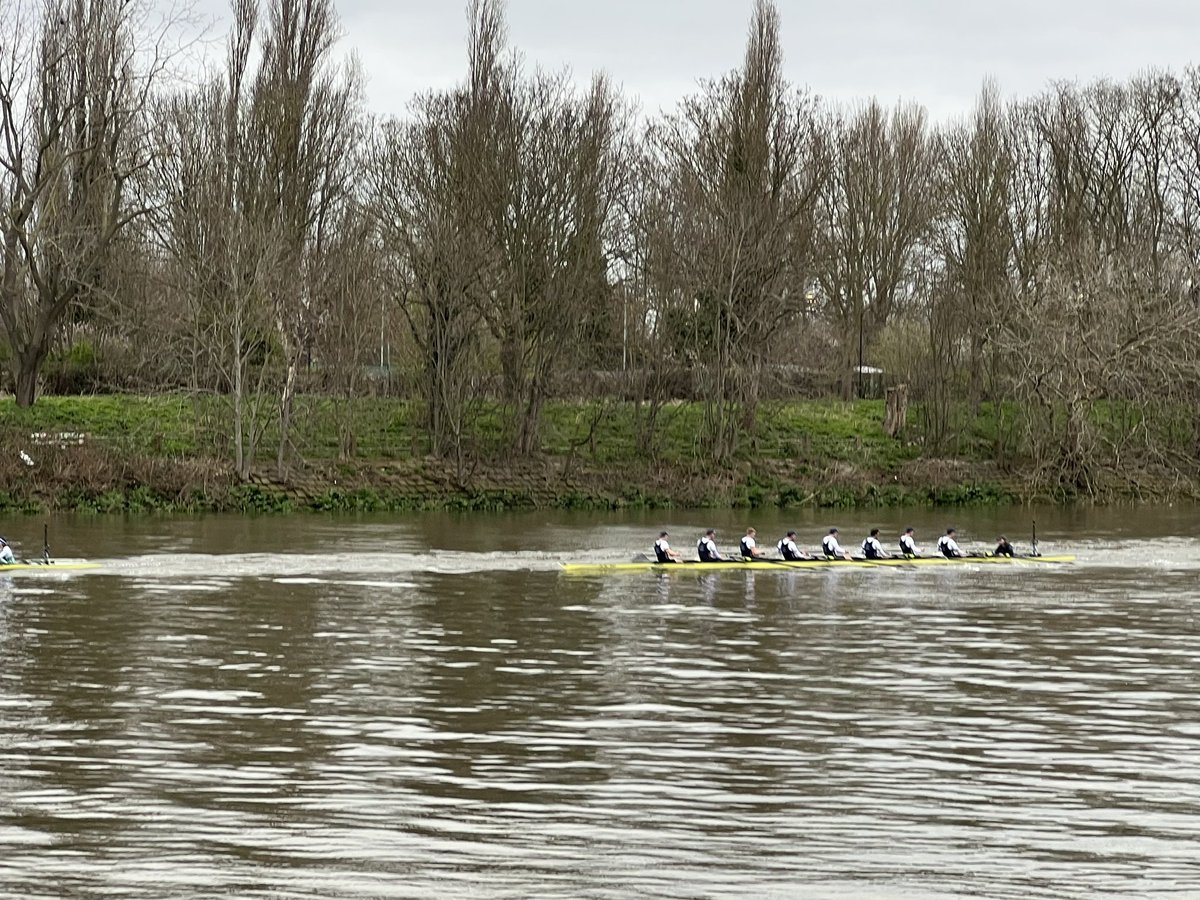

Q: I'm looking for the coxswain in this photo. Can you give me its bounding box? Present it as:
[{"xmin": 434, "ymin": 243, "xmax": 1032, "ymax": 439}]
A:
[
  {"xmin": 739, "ymin": 527, "xmax": 764, "ymax": 559},
  {"xmin": 936, "ymin": 528, "xmax": 964, "ymax": 558},
  {"xmin": 899, "ymin": 526, "xmax": 920, "ymax": 558},
  {"xmin": 777, "ymin": 530, "xmax": 805, "ymax": 560},
  {"xmin": 654, "ymin": 531, "xmax": 682, "ymax": 563},
  {"xmin": 993, "ymin": 535, "xmax": 1015, "ymax": 557},
  {"xmin": 697, "ymin": 529, "xmax": 723, "ymax": 562},
  {"xmin": 861, "ymin": 528, "xmax": 887, "ymax": 560},
  {"xmin": 0, "ymin": 537, "xmax": 12, "ymax": 565},
  {"xmin": 821, "ymin": 528, "xmax": 852, "ymax": 560}
]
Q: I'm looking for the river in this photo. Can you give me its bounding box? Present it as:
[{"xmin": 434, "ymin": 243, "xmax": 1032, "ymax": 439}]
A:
[{"xmin": 1, "ymin": 506, "xmax": 1198, "ymax": 898}]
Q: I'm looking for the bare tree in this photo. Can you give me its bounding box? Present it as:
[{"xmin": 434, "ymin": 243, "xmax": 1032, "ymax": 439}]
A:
[
  {"xmin": 371, "ymin": 0, "xmax": 631, "ymax": 461},
  {"xmin": 0, "ymin": 0, "xmax": 176, "ymax": 405},
  {"xmin": 612, "ymin": 145, "xmax": 686, "ymax": 456},
  {"xmin": 250, "ymin": 0, "xmax": 362, "ymax": 476},
  {"xmin": 370, "ymin": 91, "xmax": 491, "ymax": 467},
  {"xmin": 988, "ymin": 75, "xmax": 1200, "ymax": 493},
  {"xmin": 1171, "ymin": 68, "xmax": 1200, "ymax": 267},
  {"xmin": 643, "ymin": 0, "xmax": 821, "ymax": 460},
  {"xmin": 925, "ymin": 81, "xmax": 1014, "ymax": 448},
  {"xmin": 311, "ymin": 199, "xmax": 381, "ymax": 460},
  {"xmin": 814, "ymin": 99, "xmax": 936, "ymax": 399},
  {"xmin": 151, "ymin": 0, "xmax": 360, "ymax": 478},
  {"xmin": 151, "ymin": 0, "xmax": 277, "ymax": 479},
  {"xmin": 368, "ymin": 0, "xmax": 507, "ymax": 466},
  {"xmin": 482, "ymin": 72, "xmax": 630, "ymax": 457},
  {"xmin": 993, "ymin": 247, "xmax": 1200, "ymax": 494}
]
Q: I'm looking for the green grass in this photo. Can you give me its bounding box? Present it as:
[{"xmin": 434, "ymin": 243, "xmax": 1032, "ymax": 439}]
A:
[
  {"xmin": 0, "ymin": 394, "xmax": 208, "ymax": 455},
  {"xmin": 755, "ymin": 400, "xmax": 918, "ymax": 470},
  {"xmin": 1, "ymin": 391, "xmax": 1195, "ymax": 512},
  {"xmin": 0, "ymin": 394, "xmax": 932, "ymax": 473}
]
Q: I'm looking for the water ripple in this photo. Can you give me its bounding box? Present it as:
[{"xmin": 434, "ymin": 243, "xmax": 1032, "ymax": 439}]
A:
[{"xmin": 1, "ymin": 541, "xmax": 1199, "ymax": 898}]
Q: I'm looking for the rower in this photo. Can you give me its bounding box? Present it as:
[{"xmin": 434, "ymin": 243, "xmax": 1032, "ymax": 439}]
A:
[
  {"xmin": 861, "ymin": 528, "xmax": 887, "ymax": 560},
  {"xmin": 936, "ymin": 528, "xmax": 964, "ymax": 558},
  {"xmin": 821, "ymin": 528, "xmax": 852, "ymax": 560},
  {"xmin": 697, "ymin": 529, "xmax": 723, "ymax": 562},
  {"xmin": 777, "ymin": 530, "xmax": 805, "ymax": 560},
  {"xmin": 899, "ymin": 526, "xmax": 920, "ymax": 558},
  {"xmin": 739, "ymin": 527, "xmax": 764, "ymax": 559},
  {"xmin": 993, "ymin": 535, "xmax": 1015, "ymax": 557},
  {"xmin": 654, "ymin": 531, "xmax": 682, "ymax": 563},
  {"xmin": 0, "ymin": 537, "xmax": 12, "ymax": 565}
]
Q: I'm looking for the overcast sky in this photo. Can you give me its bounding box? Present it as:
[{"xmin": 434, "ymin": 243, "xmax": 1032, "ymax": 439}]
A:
[{"xmin": 191, "ymin": 0, "xmax": 1200, "ymax": 121}]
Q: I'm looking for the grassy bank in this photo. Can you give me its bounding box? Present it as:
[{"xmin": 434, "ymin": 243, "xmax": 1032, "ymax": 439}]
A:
[{"xmin": 0, "ymin": 394, "xmax": 1025, "ymax": 514}]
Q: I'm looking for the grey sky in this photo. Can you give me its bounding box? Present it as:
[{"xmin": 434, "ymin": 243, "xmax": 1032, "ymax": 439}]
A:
[{"xmin": 193, "ymin": 0, "xmax": 1200, "ymax": 121}]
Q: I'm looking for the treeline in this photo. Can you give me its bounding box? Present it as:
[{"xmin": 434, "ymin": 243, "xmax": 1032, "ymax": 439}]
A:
[{"xmin": 3, "ymin": 0, "xmax": 1200, "ymax": 496}]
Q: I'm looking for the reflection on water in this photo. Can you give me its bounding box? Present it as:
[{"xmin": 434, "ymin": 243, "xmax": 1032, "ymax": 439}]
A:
[{"xmin": 1, "ymin": 511, "xmax": 1199, "ymax": 898}]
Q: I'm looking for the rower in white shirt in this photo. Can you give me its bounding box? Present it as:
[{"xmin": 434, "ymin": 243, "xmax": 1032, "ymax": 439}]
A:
[
  {"xmin": 653, "ymin": 531, "xmax": 682, "ymax": 563},
  {"xmin": 899, "ymin": 527, "xmax": 921, "ymax": 557},
  {"xmin": 777, "ymin": 530, "xmax": 805, "ymax": 560},
  {"xmin": 861, "ymin": 528, "xmax": 887, "ymax": 560},
  {"xmin": 936, "ymin": 528, "xmax": 964, "ymax": 558},
  {"xmin": 697, "ymin": 529, "xmax": 723, "ymax": 562},
  {"xmin": 821, "ymin": 528, "xmax": 852, "ymax": 560},
  {"xmin": 739, "ymin": 527, "xmax": 765, "ymax": 559}
]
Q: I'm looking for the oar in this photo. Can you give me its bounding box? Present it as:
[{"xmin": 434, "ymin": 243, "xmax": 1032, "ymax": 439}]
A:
[
  {"xmin": 1031, "ymin": 519, "xmax": 1041, "ymax": 557},
  {"xmin": 42, "ymin": 523, "xmax": 51, "ymax": 565}
]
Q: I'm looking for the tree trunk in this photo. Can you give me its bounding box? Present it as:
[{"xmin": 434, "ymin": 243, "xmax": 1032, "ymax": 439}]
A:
[
  {"xmin": 517, "ymin": 385, "xmax": 542, "ymax": 456},
  {"xmin": 884, "ymin": 383, "xmax": 909, "ymax": 437},
  {"xmin": 233, "ymin": 335, "xmax": 251, "ymax": 481},
  {"xmin": 338, "ymin": 415, "xmax": 356, "ymax": 460},
  {"xmin": 13, "ymin": 350, "xmax": 42, "ymax": 407},
  {"xmin": 277, "ymin": 353, "xmax": 299, "ymax": 478}
]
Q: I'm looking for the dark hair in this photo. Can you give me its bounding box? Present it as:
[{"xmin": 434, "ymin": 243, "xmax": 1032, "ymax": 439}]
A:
[
  {"xmin": 828, "ymin": 527, "xmax": 838, "ymax": 534},
  {"xmin": 659, "ymin": 531, "xmax": 668, "ymax": 537},
  {"xmin": 705, "ymin": 529, "xmax": 715, "ymax": 536},
  {"xmin": 904, "ymin": 527, "xmax": 914, "ymax": 533},
  {"xmin": 870, "ymin": 528, "xmax": 880, "ymax": 537},
  {"xmin": 786, "ymin": 530, "xmax": 796, "ymax": 537},
  {"xmin": 946, "ymin": 528, "xmax": 956, "ymax": 534}
]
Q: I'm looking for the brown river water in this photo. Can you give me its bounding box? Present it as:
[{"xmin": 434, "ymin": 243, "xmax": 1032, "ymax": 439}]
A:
[{"xmin": 0, "ymin": 506, "xmax": 1198, "ymax": 898}]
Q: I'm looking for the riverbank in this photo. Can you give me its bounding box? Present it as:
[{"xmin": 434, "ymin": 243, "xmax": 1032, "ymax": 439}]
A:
[
  {"xmin": 0, "ymin": 394, "xmax": 1180, "ymax": 513},
  {"xmin": 0, "ymin": 440, "xmax": 1014, "ymax": 514}
]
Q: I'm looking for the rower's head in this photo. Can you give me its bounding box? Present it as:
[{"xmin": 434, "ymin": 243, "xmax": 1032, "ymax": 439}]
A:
[
  {"xmin": 870, "ymin": 528, "xmax": 880, "ymax": 537},
  {"xmin": 786, "ymin": 530, "xmax": 796, "ymax": 537},
  {"xmin": 745, "ymin": 527, "xmax": 755, "ymax": 536},
  {"xmin": 904, "ymin": 527, "xmax": 914, "ymax": 535},
  {"xmin": 705, "ymin": 528, "xmax": 716, "ymax": 537},
  {"xmin": 946, "ymin": 528, "xmax": 956, "ymax": 536},
  {"xmin": 0, "ymin": 537, "xmax": 7, "ymax": 546},
  {"xmin": 659, "ymin": 531, "xmax": 669, "ymax": 538},
  {"xmin": 998, "ymin": 535, "xmax": 1008, "ymax": 542},
  {"xmin": 828, "ymin": 528, "xmax": 839, "ymax": 535}
]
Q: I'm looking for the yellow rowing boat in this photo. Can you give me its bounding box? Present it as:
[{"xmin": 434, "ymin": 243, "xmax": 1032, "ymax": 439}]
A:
[
  {"xmin": 0, "ymin": 561, "xmax": 101, "ymax": 574},
  {"xmin": 561, "ymin": 555, "xmax": 1075, "ymax": 575}
]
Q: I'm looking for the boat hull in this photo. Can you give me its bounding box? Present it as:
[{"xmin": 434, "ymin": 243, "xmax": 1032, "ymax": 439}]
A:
[
  {"xmin": 0, "ymin": 562, "xmax": 100, "ymax": 574},
  {"xmin": 561, "ymin": 555, "xmax": 1075, "ymax": 575}
]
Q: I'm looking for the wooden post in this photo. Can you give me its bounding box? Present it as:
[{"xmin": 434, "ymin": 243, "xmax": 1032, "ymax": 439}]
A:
[{"xmin": 884, "ymin": 384, "xmax": 908, "ymax": 437}]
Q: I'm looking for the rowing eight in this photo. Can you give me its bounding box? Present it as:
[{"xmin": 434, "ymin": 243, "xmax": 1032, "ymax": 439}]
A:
[{"xmin": 561, "ymin": 554, "xmax": 1075, "ymax": 575}]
